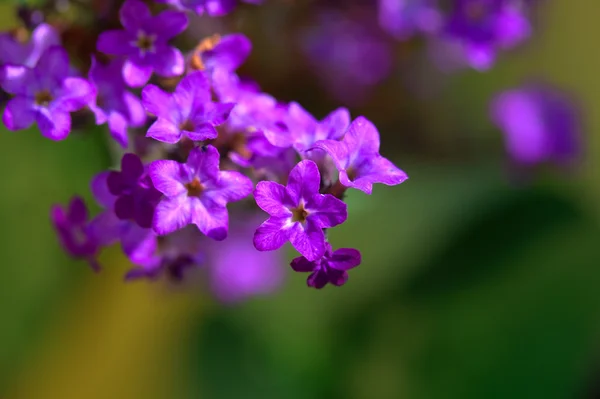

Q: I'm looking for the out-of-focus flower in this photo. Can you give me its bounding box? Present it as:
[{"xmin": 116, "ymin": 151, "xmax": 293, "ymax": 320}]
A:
[
  {"xmin": 378, "ymin": 0, "xmax": 443, "ymax": 40},
  {"xmin": 97, "ymin": 0, "xmax": 188, "ymax": 87},
  {"xmin": 156, "ymin": 0, "xmax": 263, "ymax": 16},
  {"xmin": 206, "ymin": 216, "xmax": 285, "ymax": 303},
  {"xmin": 299, "ymin": 9, "xmax": 393, "ymax": 105},
  {"xmin": 491, "ymin": 84, "xmax": 582, "ymax": 167},
  {"xmin": 0, "ymin": 23, "xmax": 60, "ymax": 67},
  {"xmin": 88, "ymin": 57, "xmax": 146, "ymax": 148}
]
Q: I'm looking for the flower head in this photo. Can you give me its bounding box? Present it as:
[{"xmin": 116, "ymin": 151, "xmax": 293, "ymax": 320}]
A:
[
  {"xmin": 88, "ymin": 57, "xmax": 146, "ymax": 148},
  {"xmin": 291, "ymin": 243, "xmax": 361, "ymax": 289},
  {"xmin": 51, "ymin": 196, "xmax": 100, "ymax": 272},
  {"xmin": 444, "ymin": 0, "xmax": 531, "ymax": 69},
  {"xmin": 0, "ymin": 46, "xmax": 94, "ymax": 140},
  {"xmin": 97, "ymin": 0, "xmax": 188, "ymax": 87},
  {"xmin": 142, "ymin": 71, "xmax": 235, "ymax": 143},
  {"xmin": 491, "ymin": 84, "xmax": 582, "ymax": 167},
  {"xmin": 378, "ymin": 0, "xmax": 442, "ymax": 40},
  {"xmin": 149, "ymin": 145, "xmax": 253, "ymax": 239},
  {"xmin": 253, "ymin": 160, "xmax": 347, "ymax": 261},
  {"xmin": 314, "ymin": 117, "xmax": 408, "ymax": 194},
  {"xmin": 189, "ymin": 33, "xmax": 251, "ymax": 74}
]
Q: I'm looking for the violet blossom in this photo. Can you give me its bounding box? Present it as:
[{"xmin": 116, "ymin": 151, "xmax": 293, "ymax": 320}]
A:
[
  {"xmin": 155, "ymin": 0, "xmax": 263, "ymax": 16},
  {"xmin": 253, "ymin": 160, "xmax": 347, "ymax": 261},
  {"xmin": 0, "ymin": 23, "xmax": 60, "ymax": 67},
  {"xmin": 142, "ymin": 70, "xmax": 235, "ymax": 143},
  {"xmin": 97, "ymin": 0, "xmax": 188, "ymax": 87},
  {"xmin": 378, "ymin": 0, "xmax": 442, "ymax": 40},
  {"xmin": 291, "ymin": 243, "xmax": 361, "ymax": 289},
  {"xmin": 0, "ymin": 46, "xmax": 94, "ymax": 140}
]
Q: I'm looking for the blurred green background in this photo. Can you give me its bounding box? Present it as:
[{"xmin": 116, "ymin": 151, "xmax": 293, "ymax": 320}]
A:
[{"xmin": 3, "ymin": 1, "xmax": 600, "ymax": 398}]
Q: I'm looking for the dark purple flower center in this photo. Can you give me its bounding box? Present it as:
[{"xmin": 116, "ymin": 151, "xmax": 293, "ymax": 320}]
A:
[
  {"xmin": 186, "ymin": 177, "xmax": 204, "ymax": 197},
  {"xmin": 135, "ymin": 31, "xmax": 156, "ymax": 54},
  {"xmin": 34, "ymin": 90, "xmax": 53, "ymax": 107},
  {"xmin": 291, "ymin": 204, "xmax": 309, "ymax": 223}
]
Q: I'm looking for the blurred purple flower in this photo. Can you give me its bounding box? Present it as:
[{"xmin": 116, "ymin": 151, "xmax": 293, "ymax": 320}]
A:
[
  {"xmin": 442, "ymin": 0, "xmax": 531, "ymax": 70},
  {"xmin": 378, "ymin": 0, "xmax": 442, "ymax": 40},
  {"xmin": 291, "ymin": 243, "xmax": 361, "ymax": 289},
  {"xmin": 97, "ymin": 0, "xmax": 188, "ymax": 87},
  {"xmin": 88, "ymin": 57, "xmax": 146, "ymax": 148},
  {"xmin": 0, "ymin": 46, "xmax": 94, "ymax": 140},
  {"xmin": 299, "ymin": 9, "xmax": 393, "ymax": 105},
  {"xmin": 156, "ymin": 0, "xmax": 263, "ymax": 16},
  {"xmin": 491, "ymin": 84, "xmax": 582, "ymax": 167},
  {"xmin": 51, "ymin": 196, "xmax": 100, "ymax": 272},
  {"xmin": 0, "ymin": 23, "xmax": 60, "ymax": 67},
  {"xmin": 189, "ymin": 33, "xmax": 251, "ymax": 73},
  {"xmin": 206, "ymin": 217, "xmax": 284, "ymax": 303}
]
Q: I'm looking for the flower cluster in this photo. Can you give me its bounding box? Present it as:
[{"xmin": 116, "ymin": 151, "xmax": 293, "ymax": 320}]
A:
[{"xmin": 0, "ymin": 0, "xmax": 407, "ymax": 297}]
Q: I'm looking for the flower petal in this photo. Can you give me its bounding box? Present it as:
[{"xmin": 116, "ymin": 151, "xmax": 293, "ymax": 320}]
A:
[
  {"xmin": 328, "ymin": 248, "xmax": 361, "ymax": 271},
  {"xmin": 146, "ymin": 118, "xmax": 181, "ymax": 144},
  {"xmin": 90, "ymin": 171, "xmax": 116, "ymax": 208},
  {"xmin": 254, "ymin": 181, "xmax": 294, "ymax": 217},
  {"xmin": 152, "ymin": 46, "xmax": 185, "ymax": 78},
  {"xmin": 288, "ymin": 219, "xmax": 326, "ymax": 261},
  {"xmin": 59, "ymin": 77, "xmax": 95, "ymax": 112},
  {"xmin": 193, "ymin": 101, "xmax": 235, "ymax": 125},
  {"xmin": 174, "ymin": 71, "xmax": 211, "ymax": 118},
  {"xmin": 141, "ymin": 83, "xmax": 176, "ymax": 119},
  {"xmin": 190, "ymin": 199, "xmax": 229, "ymax": 241},
  {"xmin": 187, "ymin": 145, "xmax": 220, "ymax": 182},
  {"xmin": 202, "ymin": 33, "xmax": 252, "ymax": 72},
  {"xmin": 152, "ymin": 195, "xmax": 192, "ymax": 235},
  {"xmin": 107, "ymin": 111, "xmax": 129, "ymax": 148},
  {"xmin": 36, "ymin": 108, "xmax": 71, "ymax": 140},
  {"xmin": 307, "ymin": 269, "xmax": 329, "ymax": 289},
  {"xmin": 307, "ymin": 194, "xmax": 347, "ymax": 228},
  {"xmin": 88, "ymin": 210, "xmax": 120, "ymax": 246},
  {"xmin": 148, "ymin": 159, "xmax": 189, "ymax": 197},
  {"xmin": 317, "ymin": 107, "xmax": 350, "ymax": 141},
  {"xmin": 37, "ymin": 46, "xmax": 69, "ymax": 81},
  {"xmin": 97, "ymin": 30, "xmax": 133, "ymax": 56},
  {"xmin": 2, "ymin": 97, "xmax": 35, "ymax": 130},
  {"xmin": 340, "ymin": 155, "xmax": 408, "ymax": 194},
  {"xmin": 152, "ymin": 10, "xmax": 188, "ymax": 38},
  {"xmin": 290, "ymin": 256, "xmax": 316, "ymax": 273},
  {"xmin": 121, "ymin": 223, "xmax": 158, "ymax": 264},
  {"xmin": 211, "ymin": 170, "xmax": 253, "ymax": 204},
  {"xmin": 123, "ymin": 59, "xmax": 153, "ymax": 88},
  {"xmin": 286, "ymin": 160, "xmax": 320, "ymax": 204},
  {"xmin": 253, "ymin": 217, "xmax": 291, "ymax": 252},
  {"xmin": 186, "ymin": 123, "xmax": 218, "ymax": 141},
  {"xmin": 120, "ymin": 0, "xmax": 151, "ymax": 31},
  {"xmin": 0, "ymin": 65, "xmax": 34, "ymax": 95},
  {"xmin": 124, "ymin": 91, "xmax": 146, "ymax": 127},
  {"xmin": 312, "ymin": 139, "xmax": 349, "ymax": 173}
]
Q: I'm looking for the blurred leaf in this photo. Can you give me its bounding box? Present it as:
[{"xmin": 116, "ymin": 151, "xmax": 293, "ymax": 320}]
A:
[
  {"xmin": 333, "ymin": 187, "xmax": 600, "ymax": 399},
  {"xmin": 0, "ymin": 128, "xmax": 110, "ymax": 390}
]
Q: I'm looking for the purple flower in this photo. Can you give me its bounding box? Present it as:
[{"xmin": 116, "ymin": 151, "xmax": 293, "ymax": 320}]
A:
[
  {"xmin": 149, "ymin": 145, "xmax": 253, "ymax": 239},
  {"xmin": 378, "ymin": 0, "xmax": 442, "ymax": 40},
  {"xmin": 444, "ymin": 0, "xmax": 531, "ymax": 70},
  {"xmin": 206, "ymin": 217, "xmax": 284, "ymax": 303},
  {"xmin": 189, "ymin": 33, "xmax": 251, "ymax": 73},
  {"xmin": 142, "ymin": 71, "xmax": 235, "ymax": 143},
  {"xmin": 97, "ymin": 0, "xmax": 188, "ymax": 87},
  {"xmin": 107, "ymin": 153, "xmax": 162, "ymax": 229},
  {"xmin": 0, "ymin": 23, "xmax": 60, "ymax": 67},
  {"xmin": 291, "ymin": 243, "xmax": 361, "ymax": 289},
  {"xmin": 88, "ymin": 171, "xmax": 159, "ymax": 266},
  {"xmin": 0, "ymin": 46, "xmax": 94, "ymax": 140},
  {"xmin": 155, "ymin": 0, "xmax": 263, "ymax": 16},
  {"xmin": 490, "ymin": 84, "xmax": 582, "ymax": 166},
  {"xmin": 51, "ymin": 196, "xmax": 100, "ymax": 272},
  {"xmin": 299, "ymin": 9, "xmax": 393, "ymax": 105},
  {"xmin": 253, "ymin": 160, "xmax": 347, "ymax": 261},
  {"xmin": 263, "ymin": 102, "xmax": 350, "ymax": 153},
  {"xmin": 88, "ymin": 57, "xmax": 146, "ymax": 148},
  {"xmin": 313, "ymin": 117, "xmax": 408, "ymax": 194}
]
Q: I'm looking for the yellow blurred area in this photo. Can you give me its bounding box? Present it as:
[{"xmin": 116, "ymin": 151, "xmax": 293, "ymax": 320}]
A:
[{"xmin": 6, "ymin": 249, "xmax": 205, "ymax": 399}]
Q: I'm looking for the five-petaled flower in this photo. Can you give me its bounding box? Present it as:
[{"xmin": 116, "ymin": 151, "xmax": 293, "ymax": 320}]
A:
[
  {"xmin": 313, "ymin": 116, "xmax": 408, "ymax": 194},
  {"xmin": 149, "ymin": 145, "xmax": 253, "ymax": 239},
  {"xmin": 291, "ymin": 243, "xmax": 361, "ymax": 289},
  {"xmin": 142, "ymin": 71, "xmax": 235, "ymax": 144},
  {"xmin": 0, "ymin": 45, "xmax": 94, "ymax": 140},
  {"xmin": 253, "ymin": 160, "xmax": 347, "ymax": 261},
  {"xmin": 97, "ymin": 0, "xmax": 188, "ymax": 87}
]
